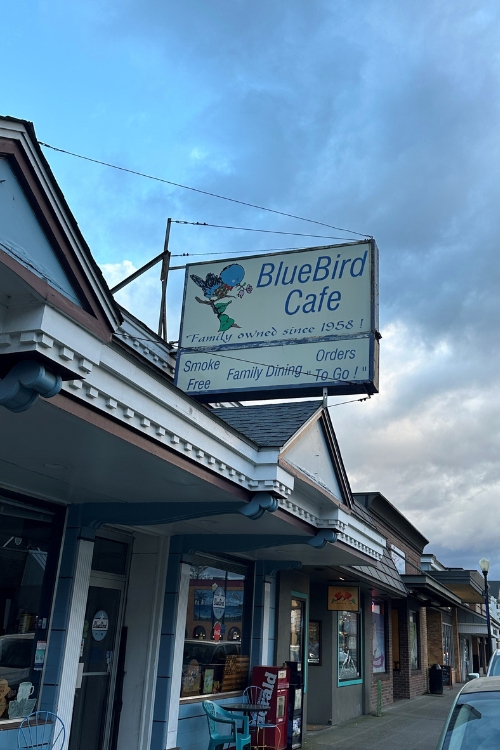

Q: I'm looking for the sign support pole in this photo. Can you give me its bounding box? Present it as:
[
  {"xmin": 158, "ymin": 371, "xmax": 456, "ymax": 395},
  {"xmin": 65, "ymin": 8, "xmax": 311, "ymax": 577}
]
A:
[
  {"xmin": 323, "ymin": 387, "xmax": 328, "ymax": 408},
  {"xmin": 158, "ymin": 218, "xmax": 172, "ymax": 341}
]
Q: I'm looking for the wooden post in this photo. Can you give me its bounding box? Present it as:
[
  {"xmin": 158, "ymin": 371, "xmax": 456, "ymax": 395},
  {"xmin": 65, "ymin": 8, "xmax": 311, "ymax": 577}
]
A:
[{"xmin": 158, "ymin": 218, "xmax": 172, "ymax": 341}]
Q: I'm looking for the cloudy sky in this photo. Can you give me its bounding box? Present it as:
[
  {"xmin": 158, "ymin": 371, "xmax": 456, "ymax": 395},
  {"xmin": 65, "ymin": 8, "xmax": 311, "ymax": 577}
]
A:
[{"xmin": 3, "ymin": 1, "xmax": 500, "ymax": 574}]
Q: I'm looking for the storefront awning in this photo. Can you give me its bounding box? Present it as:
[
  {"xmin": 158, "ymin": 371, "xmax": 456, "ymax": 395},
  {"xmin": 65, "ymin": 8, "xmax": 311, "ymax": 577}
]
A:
[
  {"xmin": 401, "ymin": 574, "xmax": 462, "ymax": 607},
  {"xmin": 427, "ymin": 570, "xmax": 485, "ymax": 604}
]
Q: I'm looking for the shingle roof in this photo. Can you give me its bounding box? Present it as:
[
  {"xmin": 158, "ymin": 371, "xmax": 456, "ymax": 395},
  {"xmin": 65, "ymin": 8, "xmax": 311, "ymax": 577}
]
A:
[
  {"xmin": 212, "ymin": 401, "xmax": 322, "ymax": 447},
  {"xmin": 352, "ymin": 545, "xmax": 407, "ymax": 595},
  {"xmin": 351, "ymin": 497, "xmax": 376, "ymax": 528}
]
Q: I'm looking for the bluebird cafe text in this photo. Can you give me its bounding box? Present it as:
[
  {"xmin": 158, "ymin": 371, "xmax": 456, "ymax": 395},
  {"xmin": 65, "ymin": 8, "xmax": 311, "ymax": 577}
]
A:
[{"xmin": 256, "ymin": 249, "xmax": 368, "ymax": 316}]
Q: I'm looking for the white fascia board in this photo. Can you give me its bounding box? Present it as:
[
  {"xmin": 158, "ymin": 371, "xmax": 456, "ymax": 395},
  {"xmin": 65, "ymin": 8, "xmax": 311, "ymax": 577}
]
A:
[
  {"xmin": 85, "ymin": 345, "xmax": 294, "ymax": 497},
  {"xmin": 0, "ymin": 119, "xmax": 120, "ymax": 329},
  {"xmin": 117, "ymin": 314, "xmax": 177, "ymax": 379},
  {"xmin": 0, "ymin": 303, "xmax": 105, "ymax": 377},
  {"xmin": 318, "ymin": 506, "xmax": 385, "ymax": 561},
  {"xmin": 273, "ymin": 487, "xmax": 385, "ymax": 561},
  {"xmin": 0, "ymin": 296, "xmax": 295, "ymax": 496}
]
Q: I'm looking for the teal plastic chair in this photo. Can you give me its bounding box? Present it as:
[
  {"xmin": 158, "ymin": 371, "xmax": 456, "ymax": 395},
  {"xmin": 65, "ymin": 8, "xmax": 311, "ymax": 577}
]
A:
[
  {"xmin": 202, "ymin": 700, "xmax": 251, "ymax": 750},
  {"xmin": 18, "ymin": 711, "xmax": 65, "ymax": 750}
]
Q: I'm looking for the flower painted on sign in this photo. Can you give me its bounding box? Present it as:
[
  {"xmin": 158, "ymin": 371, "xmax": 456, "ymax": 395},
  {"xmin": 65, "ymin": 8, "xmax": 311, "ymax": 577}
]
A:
[{"xmin": 190, "ymin": 263, "xmax": 252, "ymax": 331}]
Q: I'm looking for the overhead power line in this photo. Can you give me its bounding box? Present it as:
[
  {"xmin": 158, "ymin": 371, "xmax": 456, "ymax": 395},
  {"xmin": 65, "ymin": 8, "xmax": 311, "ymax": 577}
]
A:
[
  {"xmin": 172, "ymin": 220, "xmax": 358, "ymax": 241},
  {"xmin": 38, "ymin": 141, "xmax": 372, "ymax": 239}
]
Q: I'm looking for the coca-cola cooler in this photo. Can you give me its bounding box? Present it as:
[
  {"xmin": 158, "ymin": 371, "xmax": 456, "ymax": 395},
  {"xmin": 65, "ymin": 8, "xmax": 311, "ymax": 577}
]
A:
[
  {"xmin": 251, "ymin": 666, "xmax": 289, "ymax": 750},
  {"xmin": 285, "ymin": 661, "xmax": 304, "ymax": 750}
]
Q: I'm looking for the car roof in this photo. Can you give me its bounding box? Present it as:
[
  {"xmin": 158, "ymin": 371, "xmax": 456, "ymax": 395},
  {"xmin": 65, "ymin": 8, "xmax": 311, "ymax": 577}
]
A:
[{"xmin": 461, "ymin": 677, "xmax": 500, "ymax": 694}]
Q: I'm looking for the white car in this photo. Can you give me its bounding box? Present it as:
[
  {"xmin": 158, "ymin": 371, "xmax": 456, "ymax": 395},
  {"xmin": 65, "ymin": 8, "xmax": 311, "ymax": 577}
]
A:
[
  {"xmin": 486, "ymin": 649, "xmax": 500, "ymax": 676},
  {"xmin": 435, "ymin": 676, "xmax": 500, "ymax": 749},
  {"xmin": 0, "ymin": 633, "xmax": 34, "ymax": 689}
]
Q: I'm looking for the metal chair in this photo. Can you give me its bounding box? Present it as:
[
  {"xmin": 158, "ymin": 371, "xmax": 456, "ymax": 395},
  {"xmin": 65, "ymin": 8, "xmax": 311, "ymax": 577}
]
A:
[
  {"xmin": 202, "ymin": 700, "xmax": 251, "ymax": 750},
  {"xmin": 17, "ymin": 711, "xmax": 65, "ymax": 750},
  {"xmin": 243, "ymin": 686, "xmax": 281, "ymax": 750}
]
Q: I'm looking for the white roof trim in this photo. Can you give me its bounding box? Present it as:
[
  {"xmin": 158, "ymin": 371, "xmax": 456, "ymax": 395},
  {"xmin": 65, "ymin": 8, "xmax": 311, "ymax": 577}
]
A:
[{"xmin": 0, "ymin": 118, "xmax": 120, "ymax": 330}]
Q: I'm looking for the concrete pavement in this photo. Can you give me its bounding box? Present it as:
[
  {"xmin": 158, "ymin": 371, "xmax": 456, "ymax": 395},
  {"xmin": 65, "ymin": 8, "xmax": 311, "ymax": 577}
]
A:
[{"xmin": 303, "ymin": 685, "xmax": 461, "ymax": 750}]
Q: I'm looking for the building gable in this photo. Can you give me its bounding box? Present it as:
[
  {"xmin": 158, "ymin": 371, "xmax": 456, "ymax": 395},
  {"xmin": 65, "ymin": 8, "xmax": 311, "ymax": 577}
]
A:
[
  {"xmin": 0, "ymin": 117, "xmax": 121, "ymax": 340},
  {"xmin": 0, "ymin": 159, "xmax": 83, "ymax": 308},
  {"xmin": 282, "ymin": 416, "xmax": 349, "ymax": 505}
]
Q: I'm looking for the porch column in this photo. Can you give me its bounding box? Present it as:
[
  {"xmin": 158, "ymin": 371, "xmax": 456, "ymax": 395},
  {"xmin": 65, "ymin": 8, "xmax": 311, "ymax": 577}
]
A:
[
  {"xmin": 150, "ymin": 538, "xmax": 190, "ymax": 750},
  {"xmin": 40, "ymin": 511, "xmax": 95, "ymax": 746}
]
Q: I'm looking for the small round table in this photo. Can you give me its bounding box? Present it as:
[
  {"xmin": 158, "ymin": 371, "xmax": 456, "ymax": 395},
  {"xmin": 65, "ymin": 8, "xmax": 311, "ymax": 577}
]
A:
[{"xmin": 224, "ymin": 703, "xmax": 270, "ymax": 715}]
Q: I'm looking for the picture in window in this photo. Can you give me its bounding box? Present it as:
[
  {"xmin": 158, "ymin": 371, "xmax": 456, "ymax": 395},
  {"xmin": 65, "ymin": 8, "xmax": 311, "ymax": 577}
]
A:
[
  {"xmin": 338, "ymin": 611, "xmax": 360, "ymax": 681},
  {"xmin": 372, "ymin": 602, "xmax": 386, "ymax": 673},
  {"xmin": 308, "ymin": 621, "xmax": 321, "ymax": 665},
  {"xmin": 410, "ymin": 611, "xmax": 419, "ymax": 669}
]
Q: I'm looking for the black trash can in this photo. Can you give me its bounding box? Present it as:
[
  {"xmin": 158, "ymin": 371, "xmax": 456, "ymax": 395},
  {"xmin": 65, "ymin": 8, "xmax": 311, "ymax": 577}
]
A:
[{"xmin": 429, "ymin": 663, "xmax": 443, "ymax": 694}]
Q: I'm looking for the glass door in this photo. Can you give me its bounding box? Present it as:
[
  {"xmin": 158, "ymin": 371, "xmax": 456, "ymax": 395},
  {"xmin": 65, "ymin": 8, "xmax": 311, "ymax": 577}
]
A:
[{"xmin": 69, "ymin": 576, "xmax": 125, "ymax": 750}]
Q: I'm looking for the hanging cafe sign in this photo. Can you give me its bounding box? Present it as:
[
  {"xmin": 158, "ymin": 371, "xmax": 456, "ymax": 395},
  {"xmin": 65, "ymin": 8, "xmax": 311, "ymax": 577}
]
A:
[{"xmin": 175, "ymin": 240, "xmax": 379, "ymax": 402}]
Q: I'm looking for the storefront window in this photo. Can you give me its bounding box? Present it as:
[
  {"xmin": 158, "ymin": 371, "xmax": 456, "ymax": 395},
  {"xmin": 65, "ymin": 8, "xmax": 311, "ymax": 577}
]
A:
[
  {"xmin": 372, "ymin": 601, "xmax": 386, "ymax": 673},
  {"xmin": 290, "ymin": 598, "xmax": 305, "ymax": 664},
  {"xmin": 442, "ymin": 623, "xmax": 454, "ymax": 667},
  {"xmin": 338, "ymin": 611, "xmax": 361, "ymax": 681},
  {"xmin": 0, "ymin": 494, "xmax": 63, "ymax": 721},
  {"xmin": 410, "ymin": 611, "xmax": 419, "ymax": 669},
  {"xmin": 181, "ymin": 559, "xmax": 247, "ymax": 698},
  {"xmin": 308, "ymin": 621, "xmax": 321, "ymax": 666}
]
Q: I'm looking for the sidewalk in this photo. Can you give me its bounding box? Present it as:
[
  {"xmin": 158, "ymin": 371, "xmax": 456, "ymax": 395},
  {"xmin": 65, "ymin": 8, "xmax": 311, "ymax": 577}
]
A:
[{"xmin": 303, "ymin": 686, "xmax": 461, "ymax": 750}]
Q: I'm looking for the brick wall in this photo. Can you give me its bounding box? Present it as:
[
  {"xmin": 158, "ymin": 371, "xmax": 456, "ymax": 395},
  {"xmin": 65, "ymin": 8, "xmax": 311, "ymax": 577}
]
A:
[
  {"xmin": 427, "ymin": 609, "xmax": 443, "ymax": 665},
  {"xmin": 391, "ymin": 599, "xmax": 428, "ymax": 700},
  {"xmin": 452, "ymin": 608, "xmax": 461, "ymax": 683}
]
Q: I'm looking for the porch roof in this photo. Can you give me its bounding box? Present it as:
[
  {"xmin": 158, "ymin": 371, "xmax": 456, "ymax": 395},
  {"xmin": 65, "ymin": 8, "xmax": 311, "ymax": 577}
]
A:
[{"xmin": 401, "ymin": 574, "xmax": 463, "ymax": 607}]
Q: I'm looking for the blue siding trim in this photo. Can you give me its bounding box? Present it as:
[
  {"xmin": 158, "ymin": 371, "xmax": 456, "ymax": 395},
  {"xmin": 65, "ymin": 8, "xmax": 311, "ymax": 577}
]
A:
[
  {"xmin": 150, "ymin": 539, "xmax": 183, "ymax": 750},
  {"xmin": 0, "ymin": 729, "xmax": 17, "ymax": 750},
  {"xmin": 40, "ymin": 517, "xmax": 83, "ymax": 713},
  {"xmin": 177, "ymin": 695, "xmax": 244, "ymax": 750}
]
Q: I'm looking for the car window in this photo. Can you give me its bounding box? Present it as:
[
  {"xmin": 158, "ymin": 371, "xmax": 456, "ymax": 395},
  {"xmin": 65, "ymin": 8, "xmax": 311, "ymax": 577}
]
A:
[
  {"xmin": 442, "ymin": 693, "xmax": 500, "ymax": 750},
  {"xmin": 488, "ymin": 657, "xmax": 500, "ymax": 676},
  {"xmin": 0, "ymin": 638, "xmax": 32, "ymax": 668}
]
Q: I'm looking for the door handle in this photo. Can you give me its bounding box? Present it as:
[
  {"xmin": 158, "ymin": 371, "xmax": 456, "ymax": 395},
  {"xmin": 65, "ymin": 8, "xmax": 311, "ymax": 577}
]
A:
[{"xmin": 76, "ymin": 662, "xmax": 84, "ymax": 689}]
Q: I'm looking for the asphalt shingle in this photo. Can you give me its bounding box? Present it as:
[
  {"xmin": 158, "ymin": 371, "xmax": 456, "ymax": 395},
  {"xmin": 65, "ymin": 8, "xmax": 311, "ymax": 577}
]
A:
[{"xmin": 212, "ymin": 401, "xmax": 322, "ymax": 447}]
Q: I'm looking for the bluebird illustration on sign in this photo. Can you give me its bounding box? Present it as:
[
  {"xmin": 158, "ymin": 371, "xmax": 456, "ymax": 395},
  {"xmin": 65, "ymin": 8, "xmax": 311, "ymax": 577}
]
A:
[{"xmin": 190, "ymin": 263, "xmax": 253, "ymax": 331}]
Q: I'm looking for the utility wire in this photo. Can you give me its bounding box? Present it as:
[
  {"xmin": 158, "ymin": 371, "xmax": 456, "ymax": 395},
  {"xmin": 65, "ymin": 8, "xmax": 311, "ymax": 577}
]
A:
[
  {"xmin": 38, "ymin": 141, "xmax": 372, "ymax": 238},
  {"xmin": 172, "ymin": 220, "xmax": 358, "ymax": 241},
  {"xmin": 115, "ymin": 331, "xmax": 371, "ymax": 393},
  {"xmin": 169, "ymin": 245, "xmax": 311, "ymax": 258},
  {"xmin": 114, "ymin": 332, "xmax": 369, "ymax": 406}
]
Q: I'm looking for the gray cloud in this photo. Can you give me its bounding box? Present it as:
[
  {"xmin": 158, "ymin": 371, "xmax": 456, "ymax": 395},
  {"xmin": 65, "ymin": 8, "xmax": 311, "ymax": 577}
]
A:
[{"xmin": 10, "ymin": 0, "xmax": 500, "ymax": 573}]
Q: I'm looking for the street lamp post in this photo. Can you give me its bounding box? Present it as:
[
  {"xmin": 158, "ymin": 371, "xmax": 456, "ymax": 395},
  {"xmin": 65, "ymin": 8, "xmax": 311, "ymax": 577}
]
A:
[{"xmin": 479, "ymin": 557, "xmax": 493, "ymax": 666}]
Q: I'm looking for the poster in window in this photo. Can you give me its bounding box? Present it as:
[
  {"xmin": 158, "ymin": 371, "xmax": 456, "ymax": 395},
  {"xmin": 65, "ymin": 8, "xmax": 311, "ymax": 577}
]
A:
[
  {"xmin": 203, "ymin": 668, "xmax": 214, "ymax": 694},
  {"xmin": 193, "ymin": 589, "xmax": 213, "ymax": 621},
  {"xmin": 181, "ymin": 660, "xmax": 202, "ymax": 697},
  {"xmin": 225, "ymin": 590, "xmax": 244, "ymax": 621},
  {"xmin": 308, "ymin": 621, "xmax": 321, "ymax": 665},
  {"xmin": 410, "ymin": 612, "xmax": 419, "ymax": 669},
  {"xmin": 372, "ymin": 602, "xmax": 386, "ymax": 673},
  {"xmin": 328, "ymin": 586, "xmax": 359, "ymax": 611}
]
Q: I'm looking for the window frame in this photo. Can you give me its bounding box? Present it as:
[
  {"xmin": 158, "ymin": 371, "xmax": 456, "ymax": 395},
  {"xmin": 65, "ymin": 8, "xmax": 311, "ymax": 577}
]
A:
[{"xmin": 180, "ymin": 555, "xmax": 251, "ymax": 700}]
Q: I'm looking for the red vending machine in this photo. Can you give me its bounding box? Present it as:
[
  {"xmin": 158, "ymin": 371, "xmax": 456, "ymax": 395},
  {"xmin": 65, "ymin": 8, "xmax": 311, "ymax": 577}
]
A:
[{"xmin": 250, "ymin": 666, "xmax": 289, "ymax": 750}]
